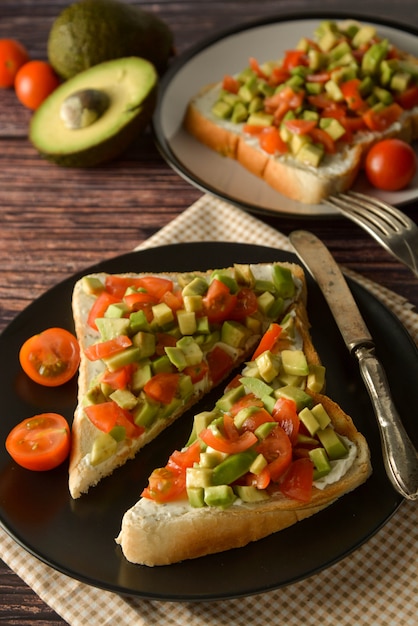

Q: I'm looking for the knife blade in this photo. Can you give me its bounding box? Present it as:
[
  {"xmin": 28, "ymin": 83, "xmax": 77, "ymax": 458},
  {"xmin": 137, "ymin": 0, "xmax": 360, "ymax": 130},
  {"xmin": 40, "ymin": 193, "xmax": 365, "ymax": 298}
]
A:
[{"xmin": 289, "ymin": 229, "xmax": 418, "ymax": 501}]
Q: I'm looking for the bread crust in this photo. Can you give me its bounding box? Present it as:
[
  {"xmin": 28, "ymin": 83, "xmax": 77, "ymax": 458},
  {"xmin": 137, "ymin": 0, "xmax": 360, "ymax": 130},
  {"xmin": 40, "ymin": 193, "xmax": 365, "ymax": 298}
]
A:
[
  {"xmin": 116, "ymin": 301, "xmax": 372, "ymax": 566},
  {"xmin": 69, "ymin": 263, "xmax": 306, "ymax": 498}
]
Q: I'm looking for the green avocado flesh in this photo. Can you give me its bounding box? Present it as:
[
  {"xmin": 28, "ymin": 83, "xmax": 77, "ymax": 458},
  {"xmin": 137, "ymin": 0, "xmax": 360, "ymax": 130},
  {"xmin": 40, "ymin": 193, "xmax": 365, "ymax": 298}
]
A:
[
  {"xmin": 47, "ymin": 0, "xmax": 174, "ymax": 79},
  {"xmin": 29, "ymin": 57, "xmax": 157, "ymax": 167}
]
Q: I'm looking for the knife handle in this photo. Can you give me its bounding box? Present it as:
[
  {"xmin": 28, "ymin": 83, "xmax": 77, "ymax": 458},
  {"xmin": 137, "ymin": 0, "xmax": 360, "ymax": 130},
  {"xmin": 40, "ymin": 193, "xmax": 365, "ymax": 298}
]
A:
[{"xmin": 355, "ymin": 346, "xmax": 418, "ymax": 500}]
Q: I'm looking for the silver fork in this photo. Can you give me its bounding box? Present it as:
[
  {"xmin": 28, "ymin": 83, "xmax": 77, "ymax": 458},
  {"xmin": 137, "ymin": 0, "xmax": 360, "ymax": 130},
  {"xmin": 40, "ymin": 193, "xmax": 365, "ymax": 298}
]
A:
[{"xmin": 324, "ymin": 191, "xmax": 418, "ymax": 279}]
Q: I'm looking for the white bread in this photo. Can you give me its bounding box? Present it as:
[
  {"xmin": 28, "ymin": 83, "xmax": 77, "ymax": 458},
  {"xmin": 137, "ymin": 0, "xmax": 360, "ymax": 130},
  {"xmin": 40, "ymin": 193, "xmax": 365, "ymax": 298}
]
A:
[
  {"xmin": 183, "ymin": 22, "xmax": 418, "ymax": 205},
  {"xmin": 116, "ymin": 300, "xmax": 372, "ymax": 566},
  {"xmin": 69, "ymin": 263, "xmax": 307, "ymax": 498}
]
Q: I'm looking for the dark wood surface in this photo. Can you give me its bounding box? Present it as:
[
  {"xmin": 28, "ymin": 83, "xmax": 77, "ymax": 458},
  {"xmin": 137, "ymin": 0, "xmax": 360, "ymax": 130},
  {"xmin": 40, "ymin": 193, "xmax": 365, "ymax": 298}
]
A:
[{"xmin": 0, "ymin": 1, "xmax": 417, "ymax": 623}]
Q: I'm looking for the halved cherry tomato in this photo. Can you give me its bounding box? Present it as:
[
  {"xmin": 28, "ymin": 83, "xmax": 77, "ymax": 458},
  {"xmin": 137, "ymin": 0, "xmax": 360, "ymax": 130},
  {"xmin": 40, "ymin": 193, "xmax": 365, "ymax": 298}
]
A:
[
  {"xmin": 0, "ymin": 39, "xmax": 30, "ymax": 88},
  {"xmin": 84, "ymin": 335, "xmax": 132, "ymax": 361},
  {"xmin": 6, "ymin": 413, "xmax": 71, "ymax": 471},
  {"xmin": 144, "ymin": 372, "xmax": 180, "ymax": 404},
  {"xmin": 19, "ymin": 327, "xmax": 80, "ymax": 387},
  {"xmin": 199, "ymin": 425, "xmax": 257, "ymax": 454},
  {"xmin": 251, "ymin": 323, "xmax": 282, "ymax": 360},
  {"xmin": 279, "ymin": 457, "xmax": 314, "ymax": 502},
  {"xmin": 14, "ymin": 60, "xmax": 60, "ymax": 110},
  {"xmin": 365, "ymin": 138, "xmax": 417, "ymax": 191},
  {"xmin": 84, "ymin": 401, "xmax": 143, "ymax": 439},
  {"xmin": 206, "ymin": 345, "xmax": 234, "ymax": 386},
  {"xmin": 142, "ymin": 466, "xmax": 186, "ymax": 503},
  {"xmin": 203, "ymin": 279, "xmax": 237, "ymax": 323}
]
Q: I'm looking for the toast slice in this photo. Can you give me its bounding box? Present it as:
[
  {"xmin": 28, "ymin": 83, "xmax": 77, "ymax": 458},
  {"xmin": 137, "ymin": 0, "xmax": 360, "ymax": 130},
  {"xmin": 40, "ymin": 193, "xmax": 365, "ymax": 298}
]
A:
[
  {"xmin": 184, "ymin": 19, "xmax": 418, "ymax": 204},
  {"xmin": 116, "ymin": 298, "xmax": 372, "ymax": 566},
  {"xmin": 69, "ymin": 262, "xmax": 306, "ymax": 498}
]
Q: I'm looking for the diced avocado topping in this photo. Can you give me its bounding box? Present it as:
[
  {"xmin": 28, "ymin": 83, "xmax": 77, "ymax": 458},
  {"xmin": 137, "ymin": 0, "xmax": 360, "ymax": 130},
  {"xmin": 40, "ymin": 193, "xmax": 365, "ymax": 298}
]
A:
[{"xmin": 210, "ymin": 19, "xmax": 417, "ymax": 167}]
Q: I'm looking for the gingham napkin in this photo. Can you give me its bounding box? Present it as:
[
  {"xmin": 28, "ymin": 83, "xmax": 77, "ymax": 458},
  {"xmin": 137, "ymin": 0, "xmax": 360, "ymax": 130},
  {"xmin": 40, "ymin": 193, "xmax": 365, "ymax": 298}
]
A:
[{"xmin": 1, "ymin": 194, "xmax": 417, "ymax": 626}]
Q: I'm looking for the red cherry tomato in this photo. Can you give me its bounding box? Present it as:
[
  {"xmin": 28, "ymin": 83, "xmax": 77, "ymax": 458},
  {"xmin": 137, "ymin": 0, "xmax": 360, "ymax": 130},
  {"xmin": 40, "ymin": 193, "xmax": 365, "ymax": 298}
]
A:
[
  {"xmin": 19, "ymin": 327, "xmax": 80, "ymax": 387},
  {"xmin": 365, "ymin": 139, "xmax": 417, "ymax": 191},
  {"xmin": 14, "ymin": 60, "xmax": 60, "ymax": 110},
  {"xmin": 0, "ymin": 39, "xmax": 29, "ymax": 88},
  {"xmin": 6, "ymin": 413, "xmax": 71, "ymax": 471}
]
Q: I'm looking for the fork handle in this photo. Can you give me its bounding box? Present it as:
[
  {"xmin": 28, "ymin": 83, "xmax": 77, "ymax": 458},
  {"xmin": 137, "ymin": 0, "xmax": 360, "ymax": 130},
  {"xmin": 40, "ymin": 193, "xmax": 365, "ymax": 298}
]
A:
[{"xmin": 356, "ymin": 345, "xmax": 418, "ymax": 500}]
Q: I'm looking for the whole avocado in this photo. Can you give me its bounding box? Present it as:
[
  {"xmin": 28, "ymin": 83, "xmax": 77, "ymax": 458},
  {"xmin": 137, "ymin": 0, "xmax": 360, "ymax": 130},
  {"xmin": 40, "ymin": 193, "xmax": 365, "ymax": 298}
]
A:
[{"xmin": 47, "ymin": 0, "xmax": 174, "ymax": 79}]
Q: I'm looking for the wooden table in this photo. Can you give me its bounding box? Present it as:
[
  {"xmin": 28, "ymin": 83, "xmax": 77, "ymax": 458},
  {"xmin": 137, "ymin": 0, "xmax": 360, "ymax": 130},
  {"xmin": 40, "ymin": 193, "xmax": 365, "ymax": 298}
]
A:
[{"xmin": 0, "ymin": 1, "xmax": 417, "ymax": 623}]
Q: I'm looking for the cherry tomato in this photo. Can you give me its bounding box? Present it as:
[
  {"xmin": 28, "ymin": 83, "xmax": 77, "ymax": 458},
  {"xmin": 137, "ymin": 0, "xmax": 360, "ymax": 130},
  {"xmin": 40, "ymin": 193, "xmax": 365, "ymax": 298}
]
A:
[
  {"xmin": 19, "ymin": 327, "xmax": 80, "ymax": 387},
  {"xmin": 365, "ymin": 139, "xmax": 417, "ymax": 191},
  {"xmin": 143, "ymin": 466, "xmax": 186, "ymax": 503},
  {"xmin": 203, "ymin": 279, "xmax": 237, "ymax": 323},
  {"xmin": 6, "ymin": 413, "xmax": 71, "ymax": 471},
  {"xmin": 0, "ymin": 39, "xmax": 30, "ymax": 88},
  {"xmin": 279, "ymin": 457, "xmax": 314, "ymax": 502},
  {"xmin": 144, "ymin": 372, "xmax": 180, "ymax": 404},
  {"xmin": 14, "ymin": 60, "xmax": 60, "ymax": 110}
]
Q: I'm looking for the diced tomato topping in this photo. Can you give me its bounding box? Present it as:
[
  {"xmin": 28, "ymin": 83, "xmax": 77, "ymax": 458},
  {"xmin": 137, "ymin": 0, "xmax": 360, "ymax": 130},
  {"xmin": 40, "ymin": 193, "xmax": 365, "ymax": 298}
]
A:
[
  {"xmin": 272, "ymin": 397, "xmax": 299, "ymax": 445},
  {"xmin": 84, "ymin": 401, "xmax": 143, "ymax": 439},
  {"xmin": 229, "ymin": 393, "xmax": 264, "ymax": 417},
  {"xmin": 309, "ymin": 127, "xmax": 336, "ymax": 154},
  {"xmin": 199, "ymin": 425, "xmax": 257, "ymax": 454},
  {"xmin": 222, "ymin": 74, "xmax": 240, "ymax": 94},
  {"xmin": 306, "ymin": 71, "xmax": 331, "ymax": 83},
  {"xmin": 155, "ymin": 332, "xmax": 177, "ymax": 356},
  {"xmin": 123, "ymin": 291, "xmax": 158, "ymax": 310},
  {"xmin": 230, "ymin": 287, "xmax": 259, "ymax": 319},
  {"xmin": 142, "ymin": 466, "xmax": 186, "ymax": 503},
  {"xmin": 100, "ymin": 364, "xmax": 134, "ymax": 390},
  {"xmin": 259, "ymin": 126, "xmax": 288, "ymax": 154},
  {"xmin": 84, "ymin": 335, "xmax": 132, "ymax": 361},
  {"xmin": 162, "ymin": 289, "xmax": 183, "ymax": 312},
  {"xmin": 362, "ymin": 103, "xmax": 403, "ymax": 131},
  {"xmin": 279, "ymin": 457, "xmax": 314, "ymax": 502},
  {"xmin": 395, "ymin": 85, "xmax": 418, "ymax": 110},
  {"xmin": 222, "ymin": 414, "xmax": 240, "ymax": 441},
  {"xmin": 340, "ymin": 78, "xmax": 368, "ymax": 112},
  {"xmin": 137, "ymin": 276, "xmax": 173, "ymax": 300},
  {"xmin": 105, "ymin": 276, "xmax": 144, "ymax": 299},
  {"xmin": 183, "ymin": 360, "xmax": 209, "ymax": 383},
  {"xmin": 241, "ymin": 407, "xmax": 275, "ymax": 432},
  {"xmin": 203, "ymin": 279, "xmax": 237, "ymax": 324},
  {"xmin": 285, "ymin": 118, "xmax": 317, "ymax": 135},
  {"xmin": 87, "ymin": 291, "xmax": 120, "ymax": 330},
  {"xmin": 206, "ymin": 345, "xmax": 234, "ymax": 386},
  {"xmin": 167, "ymin": 440, "xmax": 201, "ymax": 472},
  {"xmin": 243, "ymin": 123, "xmax": 265, "ymax": 135},
  {"xmin": 282, "ymin": 49, "xmax": 308, "ymax": 70},
  {"xmin": 252, "ymin": 323, "xmax": 282, "ymax": 360},
  {"xmin": 249, "ymin": 57, "xmax": 268, "ymax": 80},
  {"xmin": 143, "ymin": 372, "xmax": 180, "ymax": 404},
  {"xmin": 257, "ymin": 425, "xmax": 292, "ymax": 481}
]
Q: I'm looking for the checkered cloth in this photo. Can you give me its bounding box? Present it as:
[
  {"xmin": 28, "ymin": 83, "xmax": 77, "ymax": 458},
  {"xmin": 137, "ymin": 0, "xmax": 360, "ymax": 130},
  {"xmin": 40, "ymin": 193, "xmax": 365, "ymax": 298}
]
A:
[{"xmin": 1, "ymin": 195, "xmax": 417, "ymax": 626}]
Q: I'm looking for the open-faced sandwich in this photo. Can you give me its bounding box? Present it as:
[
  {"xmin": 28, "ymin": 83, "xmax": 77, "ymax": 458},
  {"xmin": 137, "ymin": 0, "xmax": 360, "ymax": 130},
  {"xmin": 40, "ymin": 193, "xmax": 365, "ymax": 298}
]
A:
[
  {"xmin": 69, "ymin": 262, "xmax": 307, "ymax": 498},
  {"xmin": 116, "ymin": 292, "xmax": 372, "ymax": 566},
  {"xmin": 184, "ymin": 19, "xmax": 418, "ymax": 203}
]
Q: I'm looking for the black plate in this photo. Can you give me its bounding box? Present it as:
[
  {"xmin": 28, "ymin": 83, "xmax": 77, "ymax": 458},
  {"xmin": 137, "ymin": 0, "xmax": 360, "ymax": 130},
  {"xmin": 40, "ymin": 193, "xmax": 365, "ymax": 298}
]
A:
[
  {"xmin": 0, "ymin": 243, "xmax": 417, "ymax": 601},
  {"xmin": 152, "ymin": 13, "xmax": 418, "ymax": 219}
]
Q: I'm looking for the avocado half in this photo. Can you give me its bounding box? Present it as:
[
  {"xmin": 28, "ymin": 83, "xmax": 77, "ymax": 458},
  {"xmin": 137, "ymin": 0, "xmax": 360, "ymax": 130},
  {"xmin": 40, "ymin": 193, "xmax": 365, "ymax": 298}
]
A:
[{"xmin": 29, "ymin": 56, "xmax": 158, "ymax": 167}]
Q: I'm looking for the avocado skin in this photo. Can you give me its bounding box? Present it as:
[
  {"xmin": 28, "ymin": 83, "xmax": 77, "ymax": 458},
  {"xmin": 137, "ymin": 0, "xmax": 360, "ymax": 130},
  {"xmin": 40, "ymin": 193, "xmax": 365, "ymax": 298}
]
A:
[
  {"xmin": 29, "ymin": 57, "xmax": 158, "ymax": 168},
  {"xmin": 48, "ymin": 0, "xmax": 174, "ymax": 79}
]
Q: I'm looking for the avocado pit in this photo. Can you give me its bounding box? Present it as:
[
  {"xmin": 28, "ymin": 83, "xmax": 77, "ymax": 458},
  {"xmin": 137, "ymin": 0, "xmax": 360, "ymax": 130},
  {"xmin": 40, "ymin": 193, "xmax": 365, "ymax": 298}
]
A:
[{"xmin": 60, "ymin": 88, "xmax": 110, "ymax": 130}]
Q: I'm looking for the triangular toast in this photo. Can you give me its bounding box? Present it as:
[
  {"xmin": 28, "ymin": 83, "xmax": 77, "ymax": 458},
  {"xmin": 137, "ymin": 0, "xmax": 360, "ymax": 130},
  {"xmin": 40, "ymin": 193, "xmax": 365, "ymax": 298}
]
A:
[
  {"xmin": 69, "ymin": 261, "xmax": 307, "ymax": 498},
  {"xmin": 116, "ymin": 295, "xmax": 372, "ymax": 566}
]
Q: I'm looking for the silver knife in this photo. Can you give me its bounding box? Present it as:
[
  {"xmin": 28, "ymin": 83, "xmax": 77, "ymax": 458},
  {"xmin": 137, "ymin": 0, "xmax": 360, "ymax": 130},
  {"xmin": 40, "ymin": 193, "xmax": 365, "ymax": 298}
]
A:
[{"xmin": 289, "ymin": 229, "xmax": 418, "ymax": 501}]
